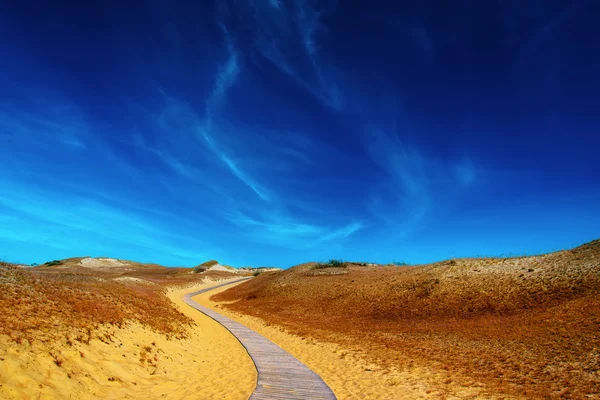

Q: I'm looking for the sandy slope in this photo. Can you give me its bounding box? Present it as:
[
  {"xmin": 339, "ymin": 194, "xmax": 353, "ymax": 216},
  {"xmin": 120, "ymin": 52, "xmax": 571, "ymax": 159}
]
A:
[
  {"xmin": 0, "ymin": 280, "xmax": 256, "ymax": 399},
  {"xmin": 197, "ymin": 284, "xmax": 503, "ymax": 400}
]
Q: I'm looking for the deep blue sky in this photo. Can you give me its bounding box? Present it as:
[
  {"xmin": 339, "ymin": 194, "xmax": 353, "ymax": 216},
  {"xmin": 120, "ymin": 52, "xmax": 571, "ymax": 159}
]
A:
[{"xmin": 1, "ymin": 1, "xmax": 598, "ymax": 267}]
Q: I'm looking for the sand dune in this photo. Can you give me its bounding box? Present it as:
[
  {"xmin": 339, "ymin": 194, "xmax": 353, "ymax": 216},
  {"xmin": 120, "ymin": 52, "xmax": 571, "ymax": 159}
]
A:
[
  {"xmin": 214, "ymin": 239, "xmax": 600, "ymax": 399},
  {"xmin": 79, "ymin": 257, "xmax": 128, "ymax": 268},
  {"xmin": 4, "ymin": 240, "xmax": 598, "ymax": 399},
  {"xmin": 199, "ymin": 283, "xmax": 494, "ymax": 399},
  {"xmin": 0, "ymin": 274, "xmax": 256, "ymax": 399}
]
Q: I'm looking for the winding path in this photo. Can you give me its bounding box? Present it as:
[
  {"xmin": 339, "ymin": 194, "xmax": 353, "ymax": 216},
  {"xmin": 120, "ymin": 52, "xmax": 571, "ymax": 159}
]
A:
[{"xmin": 183, "ymin": 279, "xmax": 337, "ymax": 400}]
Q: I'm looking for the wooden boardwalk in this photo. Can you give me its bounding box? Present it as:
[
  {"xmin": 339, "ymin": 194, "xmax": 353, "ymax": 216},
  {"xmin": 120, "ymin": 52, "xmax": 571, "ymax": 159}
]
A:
[{"xmin": 183, "ymin": 279, "xmax": 337, "ymax": 400}]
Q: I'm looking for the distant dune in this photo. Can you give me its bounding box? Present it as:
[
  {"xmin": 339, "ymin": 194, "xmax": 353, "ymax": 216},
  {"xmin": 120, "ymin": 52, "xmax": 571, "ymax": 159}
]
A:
[
  {"xmin": 29, "ymin": 256, "xmax": 252, "ymax": 281},
  {"xmin": 214, "ymin": 239, "xmax": 600, "ymax": 399}
]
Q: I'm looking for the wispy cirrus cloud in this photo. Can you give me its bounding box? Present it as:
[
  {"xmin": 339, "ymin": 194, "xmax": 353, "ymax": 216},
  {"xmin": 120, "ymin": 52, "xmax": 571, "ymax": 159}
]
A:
[
  {"xmin": 365, "ymin": 129, "xmax": 478, "ymax": 237},
  {"xmin": 128, "ymin": 36, "xmax": 269, "ymax": 202},
  {"xmin": 222, "ymin": 0, "xmax": 342, "ymax": 110},
  {"xmin": 0, "ymin": 179, "xmax": 216, "ymax": 264},
  {"xmin": 125, "ymin": 14, "xmax": 361, "ymax": 251},
  {"xmin": 2, "ymin": 0, "xmax": 595, "ymax": 269},
  {"xmin": 0, "ymin": 93, "xmax": 153, "ymax": 188},
  {"xmin": 0, "ymin": 105, "xmax": 88, "ymax": 151},
  {"xmin": 208, "ymin": 24, "xmax": 240, "ymax": 113},
  {"xmin": 201, "ymin": 129, "xmax": 272, "ymax": 201},
  {"xmin": 505, "ymin": 0, "xmax": 589, "ymax": 83},
  {"xmin": 308, "ymin": 222, "xmax": 364, "ymax": 247},
  {"xmin": 226, "ymin": 208, "xmax": 363, "ymax": 249},
  {"xmin": 187, "ymin": 23, "xmax": 273, "ymax": 201}
]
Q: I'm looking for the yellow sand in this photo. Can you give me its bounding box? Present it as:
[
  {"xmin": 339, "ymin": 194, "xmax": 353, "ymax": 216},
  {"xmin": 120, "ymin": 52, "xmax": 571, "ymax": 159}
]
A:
[
  {"xmin": 0, "ymin": 280, "xmax": 256, "ymax": 400},
  {"xmin": 197, "ymin": 284, "xmax": 511, "ymax": 400}
]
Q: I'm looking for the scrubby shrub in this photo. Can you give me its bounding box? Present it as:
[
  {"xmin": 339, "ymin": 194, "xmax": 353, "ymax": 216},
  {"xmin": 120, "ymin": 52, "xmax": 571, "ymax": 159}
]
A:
[
  {"xmin": 329, "ymin": 259, "xmax": 345, "ymax": 267},
  {"xmin": 44, "ymin": 260, "xmax": 62, "ymax": 267},
  {"xmin": 193, "ymin": 266, "xmax": 206, "ymax": 274},
  {"xmin": 252, "ymin": 271, "xmax": 262, "ymax": 277},
  {"xmin": 392, "ymin": 260, "xmax": 409, "ymax": 266},
  {"xmin": 314, "ymin": 259, "xmax": 346, "ymax": 269}
]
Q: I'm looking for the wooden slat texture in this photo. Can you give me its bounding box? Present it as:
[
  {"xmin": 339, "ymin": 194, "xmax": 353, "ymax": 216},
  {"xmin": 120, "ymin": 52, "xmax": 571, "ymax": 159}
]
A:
[{"xmin": 183, "ymin": 279, "xmax": 337, "ymax": 400}]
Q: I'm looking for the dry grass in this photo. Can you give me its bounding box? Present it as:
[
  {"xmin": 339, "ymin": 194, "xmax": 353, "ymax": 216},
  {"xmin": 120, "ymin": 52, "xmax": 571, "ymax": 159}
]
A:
[
  {"xmin": 198, "ymin": 260, "xmax": 219, "ymax": 267},
  {"xmin": 0, "ymin": 262, "xmax": 197, "ymax": 344},
  {"xmin": 0, "ymin": 255, "xmax": 248, "ymax": 345},
  {"xmin": 214, "ymin": 239, "xmax": 600, "ymax": 399}
]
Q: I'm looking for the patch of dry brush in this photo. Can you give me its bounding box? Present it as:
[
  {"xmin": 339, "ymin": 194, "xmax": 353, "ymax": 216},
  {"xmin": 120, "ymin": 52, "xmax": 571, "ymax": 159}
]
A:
[
  {"xmin": 214, "ymin": 240, "xmax": 600, "ymax": 399},
  {"xmin": 0, "ymin": 263, "xmax": 193, "ymax": 344}
]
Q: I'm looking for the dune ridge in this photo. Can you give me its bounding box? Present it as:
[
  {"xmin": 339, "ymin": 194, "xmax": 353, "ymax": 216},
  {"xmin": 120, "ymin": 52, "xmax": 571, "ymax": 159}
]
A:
[{"xmin": 214, "ymin": 239, "xmax": 600, "ymax": 399}]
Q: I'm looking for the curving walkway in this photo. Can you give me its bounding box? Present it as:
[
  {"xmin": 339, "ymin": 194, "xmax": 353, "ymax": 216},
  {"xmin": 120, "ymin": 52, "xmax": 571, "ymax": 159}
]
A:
[{"xmin": 183, "ymin": 279, "xmax": 337, "ymax": 400}]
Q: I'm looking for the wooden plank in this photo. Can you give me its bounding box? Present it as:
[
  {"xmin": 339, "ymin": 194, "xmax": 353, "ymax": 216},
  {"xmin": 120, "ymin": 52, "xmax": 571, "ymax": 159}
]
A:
[{"xmin": 183, "ymin": 279, "xmax": 337, "ymax": 400}]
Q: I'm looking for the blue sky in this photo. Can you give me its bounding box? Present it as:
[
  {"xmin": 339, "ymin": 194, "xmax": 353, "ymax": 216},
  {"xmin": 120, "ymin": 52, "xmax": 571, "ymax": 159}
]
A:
[{"xmin": 1, "ymin": 1, "xmax": 598, "ymax": 267}]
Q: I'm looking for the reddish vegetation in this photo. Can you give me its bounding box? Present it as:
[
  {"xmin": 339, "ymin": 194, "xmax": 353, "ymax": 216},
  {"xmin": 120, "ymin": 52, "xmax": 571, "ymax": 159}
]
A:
[
  {"xmin": 0, "ymin": 261, "xmax": 202, "ymax": 344},
  {"xmin": 214, "ymin": 239, "xmax": 600, "ymax": 399}
]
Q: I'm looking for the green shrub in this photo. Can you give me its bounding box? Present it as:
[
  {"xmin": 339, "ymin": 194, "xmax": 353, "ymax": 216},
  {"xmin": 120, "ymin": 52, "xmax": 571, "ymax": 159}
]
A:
[
  {"xmin": 44, "ymin": 260, "xmax": 62, "ymax": 267},
  {"xmin": 193, "ymin": 266, "xmax": 207, "ymax": 274},
  {"xmin": 199, "ymin": 260, "xmax": 219, "ymax": 267},
  {"xmin": 314, "ymin": 259, "xmax": 346, "ymax": 269},
  {"xmin": 252, "ymin": 271, "xmax": 262, "ymax": 277},
  {"xmin": 392, "ymin": 260, "xmax": 409, "ymax": 266},
  {"xmin": 329, "ymin": 259, "xmax": 345, "ymax": 267}
]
